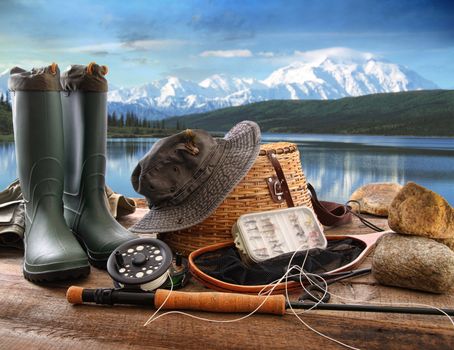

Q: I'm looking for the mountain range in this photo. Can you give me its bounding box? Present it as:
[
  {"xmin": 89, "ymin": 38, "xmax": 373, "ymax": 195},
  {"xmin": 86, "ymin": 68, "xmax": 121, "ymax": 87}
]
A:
[{"xmin": 0, "ymin": 49, "xmax": 438, "ymax": 118}]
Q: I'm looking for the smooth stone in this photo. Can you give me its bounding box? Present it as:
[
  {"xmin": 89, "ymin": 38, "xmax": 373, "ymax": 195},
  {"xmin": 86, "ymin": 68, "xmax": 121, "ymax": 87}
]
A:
[
  {"xmin": 437, "ymin": 237, "xmax": 454, "ymax": 251},
  {"xmin": 388, "ymin": 182, "xmax": 454, "ymax": 239},
  {"xmin": 349, "ymin": 182, "xmax": 402, "ymax": 217},
  {"xmin": 372, "ymin": 233, "xmax": 454, "ymax": 293}
]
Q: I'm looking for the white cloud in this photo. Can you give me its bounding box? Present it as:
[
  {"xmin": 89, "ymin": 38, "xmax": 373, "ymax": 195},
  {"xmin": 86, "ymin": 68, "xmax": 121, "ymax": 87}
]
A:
[
  {"xmin": 200, "ymin": 49, "xmax": 253, "ymax": 58},
  {"xmin": 258, "ymin": 51, "xmax": 275, "ymax": 57},
  {"xmin": 293, "ymin": 47, "xmax": 375, "ymax": 63},
  {"xmin": 66, "ymin": 42, "xmax": 122, "ymax": 53},
  {"xmin": 121, "ymin": 39, "xmax": 186, "ymax": 51},
  {"xmin": 67, "ymin": 39, "xmax": 186, "ymax": 54}
]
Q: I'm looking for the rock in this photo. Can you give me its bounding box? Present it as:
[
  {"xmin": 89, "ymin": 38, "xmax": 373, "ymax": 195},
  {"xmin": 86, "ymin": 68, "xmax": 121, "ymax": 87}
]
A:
[
  {"xmin": 437, "ymin": 237, "xmax": 454, "ymax": 251},
  {"xmin": 349, "ymin": 182, "xmax": 402, "ymax": 217},
  {"xmin": 388, "ymin": 182, "xmax": 454, "ymax": 239},
  {"xmin": 372, "ymin": 233, "xmax": 454, "ymax": 293}
]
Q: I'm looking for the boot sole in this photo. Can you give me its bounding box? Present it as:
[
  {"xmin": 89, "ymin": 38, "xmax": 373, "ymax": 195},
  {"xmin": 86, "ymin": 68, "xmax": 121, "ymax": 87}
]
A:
[
  {"xmin": 72, "ymin": 232, "xmax": 109, "ymax": 270},
  {"xmin": 23, "ymin": 265, "xmax": 90, "ymax": 283},
  {"xmin": 87, "ymin": 255, "xmax": 108, "ymax": 269}
]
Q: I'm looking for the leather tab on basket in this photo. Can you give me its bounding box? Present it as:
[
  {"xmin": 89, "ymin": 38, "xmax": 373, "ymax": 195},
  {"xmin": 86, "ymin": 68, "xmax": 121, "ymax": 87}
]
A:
[
  {"xmin": 266, "ymin": 175, "xmax": 286, "ymax": 204},
  {"xmin": 266, "ymin": 152, "xmax": 294, "ymax": 207},
  {"xmin": 307, "ymin": 183, "xmax": 352, "ymax": 226}
]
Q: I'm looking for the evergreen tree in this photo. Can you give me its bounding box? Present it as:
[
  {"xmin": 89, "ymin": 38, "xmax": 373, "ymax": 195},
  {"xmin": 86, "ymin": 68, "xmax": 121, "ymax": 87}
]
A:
[{"xmin": 111, "ymin": 111, "xmax": 117, "ymax": 127}]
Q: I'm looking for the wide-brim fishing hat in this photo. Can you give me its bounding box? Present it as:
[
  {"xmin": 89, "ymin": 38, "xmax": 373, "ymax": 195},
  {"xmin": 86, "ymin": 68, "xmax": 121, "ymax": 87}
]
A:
[{"xmin": 130, "ymin": 121, "xmax": 261, "ymax": 233}]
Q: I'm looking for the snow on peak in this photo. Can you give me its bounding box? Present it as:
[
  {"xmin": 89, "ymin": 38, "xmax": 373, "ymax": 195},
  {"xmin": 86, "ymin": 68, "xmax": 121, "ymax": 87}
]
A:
[
  {"xmin": 200, "ymin": 74, "xmax": 233, "ymax": 91},
  {"xmin": 262, "ymin": 48, "xmax": 437, "ymax": 97}
]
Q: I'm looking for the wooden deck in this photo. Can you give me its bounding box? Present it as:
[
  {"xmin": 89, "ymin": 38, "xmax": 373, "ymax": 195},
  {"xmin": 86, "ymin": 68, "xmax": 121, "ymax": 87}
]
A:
[{"xmin": 1, "ymin": 206, "xmax": 453, "ymax": 349}]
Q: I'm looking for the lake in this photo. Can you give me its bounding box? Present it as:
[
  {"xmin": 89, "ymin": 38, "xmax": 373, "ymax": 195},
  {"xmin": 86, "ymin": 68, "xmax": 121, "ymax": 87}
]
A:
[{"xmin": 1, "ymin": 134, "xmax": 453, "ymax": 205}]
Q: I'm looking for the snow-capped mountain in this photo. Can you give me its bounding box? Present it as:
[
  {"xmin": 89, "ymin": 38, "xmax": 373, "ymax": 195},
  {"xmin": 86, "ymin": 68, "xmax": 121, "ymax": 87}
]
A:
[
  {"xmin": 107, "ymin": 49, "xmax": 437, "ymax": 119},
  {"xmin": 0, "ymin": 49, "xmax": 438, "ymax": 119}
]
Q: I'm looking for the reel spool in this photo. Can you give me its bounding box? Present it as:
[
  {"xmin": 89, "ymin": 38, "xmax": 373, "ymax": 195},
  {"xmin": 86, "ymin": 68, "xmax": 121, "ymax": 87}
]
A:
[{"xmin": 107, "ymin": 238, "xmax": 188, "ymax": 292}]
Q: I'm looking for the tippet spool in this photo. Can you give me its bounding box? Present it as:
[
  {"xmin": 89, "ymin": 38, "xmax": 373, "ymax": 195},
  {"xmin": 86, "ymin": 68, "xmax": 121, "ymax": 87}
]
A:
[{"xmin": 107, "ymin": 238, "xmax": 176, "ymax": 291}]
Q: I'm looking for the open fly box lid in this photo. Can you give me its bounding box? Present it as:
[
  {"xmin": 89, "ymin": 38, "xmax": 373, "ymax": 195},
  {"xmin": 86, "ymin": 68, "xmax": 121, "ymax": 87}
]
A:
[{"xmin": 232, "ymin": 206, "xmax": 326, "ymax": 264}]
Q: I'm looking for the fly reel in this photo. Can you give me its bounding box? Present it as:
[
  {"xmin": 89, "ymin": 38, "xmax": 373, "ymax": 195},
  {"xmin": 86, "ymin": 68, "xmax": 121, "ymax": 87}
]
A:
[{"xmin": 107, "ymin": 238, "xmax": 188, "ymax": 292}]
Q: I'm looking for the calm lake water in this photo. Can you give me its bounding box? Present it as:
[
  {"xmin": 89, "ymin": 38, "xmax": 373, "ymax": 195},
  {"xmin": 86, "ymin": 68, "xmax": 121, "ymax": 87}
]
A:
[{"xmin": 1, "ymin": 134, "xmax": 453, "ymax": 205}]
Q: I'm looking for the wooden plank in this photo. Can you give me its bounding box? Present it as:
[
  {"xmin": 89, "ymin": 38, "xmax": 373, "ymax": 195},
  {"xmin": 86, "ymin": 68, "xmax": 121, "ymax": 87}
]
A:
[{"xmin": 0, "ymin": 205, "xmax": 453, "ymax": 350}]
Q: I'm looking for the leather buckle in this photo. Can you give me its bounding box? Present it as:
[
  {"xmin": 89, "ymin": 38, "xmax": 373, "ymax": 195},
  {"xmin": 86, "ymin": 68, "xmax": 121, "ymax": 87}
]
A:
[{"xmin": 266, "ymin": 176, "xmax": 285, "ymax": 203}]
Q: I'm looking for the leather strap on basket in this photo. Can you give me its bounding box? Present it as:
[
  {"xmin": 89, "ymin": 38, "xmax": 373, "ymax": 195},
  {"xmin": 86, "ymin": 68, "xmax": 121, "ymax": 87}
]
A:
[
  {"xmin": 266, "ymin": 152, "xmax": 294, "ymax": 207},
  {"xmin": 307, "ymin": 183, "xmax": 352, "ymax": 226}
]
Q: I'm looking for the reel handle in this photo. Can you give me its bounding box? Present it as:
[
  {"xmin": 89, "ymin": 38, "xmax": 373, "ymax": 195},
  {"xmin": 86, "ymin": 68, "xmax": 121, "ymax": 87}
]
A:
[{"xmin": 155, "ymin": 289, "xmax": 286, "ymax": 315}]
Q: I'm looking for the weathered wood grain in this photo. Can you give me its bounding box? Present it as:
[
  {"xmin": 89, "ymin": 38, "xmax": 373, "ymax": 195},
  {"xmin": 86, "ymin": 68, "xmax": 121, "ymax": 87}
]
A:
[{"xmin": 0, "ymin": 203, "xmax": 453, "ymax": 350}]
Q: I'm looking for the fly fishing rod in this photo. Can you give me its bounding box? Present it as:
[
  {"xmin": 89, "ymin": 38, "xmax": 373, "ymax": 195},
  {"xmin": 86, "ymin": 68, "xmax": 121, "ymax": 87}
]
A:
[{"xmin": 66, "ymin": 286, "xmax": 454, "ymax": 317}]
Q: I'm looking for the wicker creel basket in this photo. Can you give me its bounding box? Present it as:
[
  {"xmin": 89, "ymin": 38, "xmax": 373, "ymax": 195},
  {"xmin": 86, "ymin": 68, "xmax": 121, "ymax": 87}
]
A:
[{"xmin": 158, "ymin": 142, "xmax": 313, "ymax": 255}]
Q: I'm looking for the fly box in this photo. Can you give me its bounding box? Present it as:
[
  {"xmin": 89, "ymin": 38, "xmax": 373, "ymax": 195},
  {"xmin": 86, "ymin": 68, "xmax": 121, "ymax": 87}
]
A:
[{"xmin": 232, "ymin": 207, "xmax": 326, "ymax": 264}]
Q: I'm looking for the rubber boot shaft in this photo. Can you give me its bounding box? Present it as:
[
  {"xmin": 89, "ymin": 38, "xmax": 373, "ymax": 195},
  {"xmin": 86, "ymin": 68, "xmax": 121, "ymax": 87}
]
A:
[
  {"xmin": 11, "ymin": 90, "xmax": 89, "ymax": 281},
  {"xmin": 61, "ymin": 89, "xmax": 136, "ymax": 267}
]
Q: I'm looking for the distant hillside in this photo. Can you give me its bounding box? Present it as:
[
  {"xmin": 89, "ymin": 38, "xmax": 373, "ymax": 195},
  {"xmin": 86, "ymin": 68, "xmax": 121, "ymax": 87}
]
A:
[{"xmin": 168, "ymin": 90, "xmax": 454, "ymax": 136}]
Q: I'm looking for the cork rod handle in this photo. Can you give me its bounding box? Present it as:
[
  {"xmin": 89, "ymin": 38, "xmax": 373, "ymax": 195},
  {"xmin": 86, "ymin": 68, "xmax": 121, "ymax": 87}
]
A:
[{"xmin": 154, "ymin": 289, "xmax": 286, "ymax": 315}]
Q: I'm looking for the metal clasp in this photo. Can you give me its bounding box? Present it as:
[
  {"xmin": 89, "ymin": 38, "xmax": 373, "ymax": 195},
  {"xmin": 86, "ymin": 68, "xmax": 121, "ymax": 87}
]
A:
[{"xmin": 266, "ymin": 176, "xmax": 285, "ymax": 203}]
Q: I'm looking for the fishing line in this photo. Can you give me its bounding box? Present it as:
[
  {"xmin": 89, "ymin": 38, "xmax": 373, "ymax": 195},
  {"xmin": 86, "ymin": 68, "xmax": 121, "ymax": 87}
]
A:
[
  {"xmin": 142, "ymin": 232, "xmax": 453, "ymax": 348},
  {"xmin": 345, "ymin": 200, "xmax": 385, "ymax": 232},
  {"xmin": 282, "ymin": 244, "xmax": 361, "ymax": 350},
  {"xmin": 144, "ymin": 242, "xmax": 361, "ymax": 350},
  {"xmin": 286, "ymin": 263, "xmax": 454, "ymax": 329},
  {"xmin": 143, "ymin": 270, "xmax": 174, "ymax": 327}
]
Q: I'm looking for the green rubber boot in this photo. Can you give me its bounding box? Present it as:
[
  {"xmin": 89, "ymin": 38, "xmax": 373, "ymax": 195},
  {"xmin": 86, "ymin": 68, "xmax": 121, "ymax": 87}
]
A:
[
  {"xmin": 9, "ymin": 64, "xmax": 90, "ymax": 282},
  {"xmin": 60, "ymin": 63, "xmax": 136, "ymax": 268}
]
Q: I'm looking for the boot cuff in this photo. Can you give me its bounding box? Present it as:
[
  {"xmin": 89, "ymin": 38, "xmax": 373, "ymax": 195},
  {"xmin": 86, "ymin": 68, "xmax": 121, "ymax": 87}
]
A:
[
  {"xmin": 61, "ymin": 63, "xmax": 108, "ymax": 92},
  {"xmin": 8, "ymin": 64, "xmax": 62, "ymax": 92}
]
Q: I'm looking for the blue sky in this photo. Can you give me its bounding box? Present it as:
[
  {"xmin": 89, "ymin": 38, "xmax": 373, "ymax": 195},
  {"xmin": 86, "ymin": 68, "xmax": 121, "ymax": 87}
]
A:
[{"xmin": 0, "ymin": 0, "xmax": 453, "ymax": 88}]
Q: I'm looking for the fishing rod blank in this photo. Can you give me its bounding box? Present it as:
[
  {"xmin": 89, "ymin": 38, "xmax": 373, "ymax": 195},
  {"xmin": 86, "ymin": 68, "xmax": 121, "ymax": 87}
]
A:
[{"xmin": 288, "ymin": 301, "xmax": 454, "ymax": 316}]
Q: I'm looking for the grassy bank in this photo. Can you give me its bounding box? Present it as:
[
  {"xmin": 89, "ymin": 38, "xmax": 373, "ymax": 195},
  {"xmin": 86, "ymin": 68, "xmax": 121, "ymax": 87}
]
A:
[
  {"xmin": 107, "ymin": 126, "xmax": 181, "ymax": 138},
  {"xmin": 0, "ymin": 134, "xmax": 13, "ymax": 142}
]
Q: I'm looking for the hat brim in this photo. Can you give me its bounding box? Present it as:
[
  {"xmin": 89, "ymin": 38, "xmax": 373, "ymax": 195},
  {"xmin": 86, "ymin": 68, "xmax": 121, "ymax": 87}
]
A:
[{"xmin": 130, "ymin": 121, "xmax": 261, "ymax": 233}]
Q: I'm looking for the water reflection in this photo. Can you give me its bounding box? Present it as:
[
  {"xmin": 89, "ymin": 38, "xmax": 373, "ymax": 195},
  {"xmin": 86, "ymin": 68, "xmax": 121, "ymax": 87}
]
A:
[{"xmin": 1, "ymin": 135, "xmax": 453, "ymax": 205}]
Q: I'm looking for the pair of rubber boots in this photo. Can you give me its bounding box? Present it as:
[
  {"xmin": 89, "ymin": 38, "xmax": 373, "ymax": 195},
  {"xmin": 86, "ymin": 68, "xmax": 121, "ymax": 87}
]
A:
[{"xmin": 9, "ymin": 63, "xmax": 136, "ymax": 282}]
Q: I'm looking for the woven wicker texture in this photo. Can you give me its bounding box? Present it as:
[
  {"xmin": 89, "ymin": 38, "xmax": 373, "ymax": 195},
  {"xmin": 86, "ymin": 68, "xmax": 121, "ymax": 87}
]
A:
[{"xmin": 158, "ymin": 142, "xmax": 312, "ymax": 255}]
